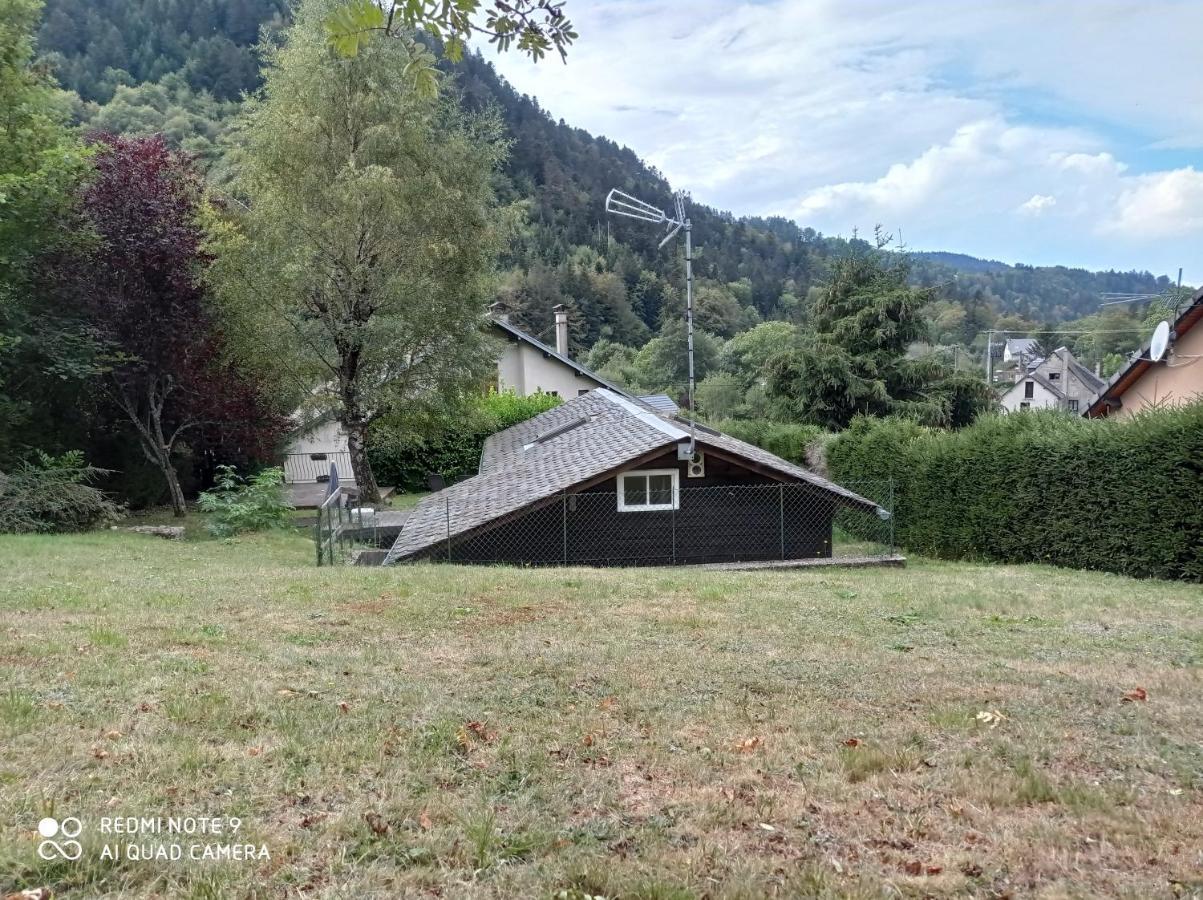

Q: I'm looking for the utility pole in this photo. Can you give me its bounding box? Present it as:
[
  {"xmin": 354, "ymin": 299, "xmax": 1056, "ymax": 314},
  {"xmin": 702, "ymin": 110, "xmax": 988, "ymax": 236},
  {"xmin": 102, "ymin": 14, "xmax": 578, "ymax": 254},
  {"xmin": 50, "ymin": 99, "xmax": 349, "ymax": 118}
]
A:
[{"xmin": 985, "ymin": 330, "xmax": 994, "ymax": 385}]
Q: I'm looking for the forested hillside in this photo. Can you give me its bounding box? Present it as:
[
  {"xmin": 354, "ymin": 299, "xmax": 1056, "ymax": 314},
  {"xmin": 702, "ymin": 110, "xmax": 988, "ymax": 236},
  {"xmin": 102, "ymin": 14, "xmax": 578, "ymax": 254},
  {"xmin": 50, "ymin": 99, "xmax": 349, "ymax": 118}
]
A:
[{"xmin": 37, "ymin": 0, "xmax": 1180, "ymax": 353}]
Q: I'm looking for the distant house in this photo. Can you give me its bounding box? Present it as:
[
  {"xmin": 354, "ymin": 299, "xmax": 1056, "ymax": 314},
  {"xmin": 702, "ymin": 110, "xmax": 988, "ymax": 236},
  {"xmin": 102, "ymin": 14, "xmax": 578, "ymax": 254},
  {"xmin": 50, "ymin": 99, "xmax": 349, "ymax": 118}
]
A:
[
  {"xmin": 1002, "ymin": 338, "xmax": 1039, "ymax": 364},
  {"xmin": 384, "ymin": 388, "xmax": 884, "ymax": 567},
  {"xmin": 281, "ymin": 306, "xmax": 671, "ymax": 502},
  {"xmin": 999, "ymin": 347, "xmax": 1104, "ymax": 415},
  {"xmin": 1087, "ymin": 287, "xmax": 1203, "ymax": 419}
]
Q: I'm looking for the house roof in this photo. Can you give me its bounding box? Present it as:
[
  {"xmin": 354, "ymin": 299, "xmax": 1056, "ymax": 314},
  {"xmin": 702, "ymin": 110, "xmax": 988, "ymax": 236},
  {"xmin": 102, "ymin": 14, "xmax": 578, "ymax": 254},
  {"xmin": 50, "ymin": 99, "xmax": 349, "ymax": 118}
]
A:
[
  {"xmin": 638, "ymin": 393, "xmax": 680, "ymax": 414},
  {"xmin": 1051, "ymin": 347, "xmax": 1106, "ymax": 394},
  {"xmin": 489, "ymin": 317, "xmax": 639, "ymax": 401},
  {"xmin": 384, "ymin": 389, "xmax": 881, "ymax": 564},
  {"xmin": 1005, "ymin": 338, "xmax": 1039, "ymax": 355},
  {"xmin": 1087, "ymin": 287, "xmax": 1203, "ymax": 417}
]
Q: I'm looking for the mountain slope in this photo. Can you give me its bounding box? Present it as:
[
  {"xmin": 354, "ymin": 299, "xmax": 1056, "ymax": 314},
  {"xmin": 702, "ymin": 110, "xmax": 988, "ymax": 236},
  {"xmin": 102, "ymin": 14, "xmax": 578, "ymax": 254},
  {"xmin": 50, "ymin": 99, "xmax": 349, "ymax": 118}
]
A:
[{"xmin": 36, "ymin": 3, "xmax": 1180, "ymax": 341}]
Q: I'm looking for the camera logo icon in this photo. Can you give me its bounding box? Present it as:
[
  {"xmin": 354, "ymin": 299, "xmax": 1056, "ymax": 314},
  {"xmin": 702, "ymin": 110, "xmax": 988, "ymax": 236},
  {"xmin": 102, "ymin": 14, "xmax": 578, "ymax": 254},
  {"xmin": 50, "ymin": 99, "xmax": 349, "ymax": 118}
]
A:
[{"xmin": 37, "ymin": 817, "xmax": 83, "ymax": 860}]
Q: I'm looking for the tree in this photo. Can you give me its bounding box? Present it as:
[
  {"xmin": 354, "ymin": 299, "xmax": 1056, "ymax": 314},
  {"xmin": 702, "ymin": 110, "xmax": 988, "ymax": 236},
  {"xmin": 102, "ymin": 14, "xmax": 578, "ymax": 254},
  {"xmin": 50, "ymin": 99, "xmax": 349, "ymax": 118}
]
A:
[
  {"xmin": 216, "ymin": 0, "xmax": 505, "ymax": 502},
  {"xmin": 0, "ymin": 0, "xmax": 91, "ymax": 457},
  {"xmin": 766, "ymin": 236, "xmax": 993, "ymax": 429},
  {"xmin": 62, "ymin": 134, "xmax": 278, "ymax": 515},
  {"xmin": 326, "ymin": 0, "xmax": 578, "ymax": 95},
  {"xmin": 720, "ymin": 321, "xmax": 797, "ymax": 389}
]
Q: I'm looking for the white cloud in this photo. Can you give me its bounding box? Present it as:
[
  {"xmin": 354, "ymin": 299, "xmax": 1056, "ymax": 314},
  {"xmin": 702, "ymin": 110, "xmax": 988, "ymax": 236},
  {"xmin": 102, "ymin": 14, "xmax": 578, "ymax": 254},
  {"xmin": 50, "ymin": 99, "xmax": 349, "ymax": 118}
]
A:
[
  {"xmin": 1019, "ymin": 194, "xmax": 1056, "ymax": 216},
  {"xmin": 1104, "ymin": 168, "xmax": 1203, "ymax": 238},
  {"xmin": 486, "ymin": 0, "xmax": 1203, "ymax": 279}
]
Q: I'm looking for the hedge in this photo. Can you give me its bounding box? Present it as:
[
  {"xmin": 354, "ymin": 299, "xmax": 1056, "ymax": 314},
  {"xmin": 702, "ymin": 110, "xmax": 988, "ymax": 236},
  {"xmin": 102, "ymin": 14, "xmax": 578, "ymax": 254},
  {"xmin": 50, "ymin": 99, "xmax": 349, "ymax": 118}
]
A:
[
  {"xmin": 826, "ymin": 404, "xmax": 1203, "ymax": 581},
  {"xmin": 368, "ymin": 391, "xmax": 561, "ymax": 492}
]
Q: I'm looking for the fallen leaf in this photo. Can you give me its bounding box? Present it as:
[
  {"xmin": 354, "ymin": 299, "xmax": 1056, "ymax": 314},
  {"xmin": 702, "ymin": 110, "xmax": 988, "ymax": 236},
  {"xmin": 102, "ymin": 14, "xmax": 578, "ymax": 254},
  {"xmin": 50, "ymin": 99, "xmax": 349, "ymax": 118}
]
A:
[
  {"xmin": 5, "ymin": 889, "xmax": 53, "ymax": 900},
  {"xmin": 465, "ymin": 720, "xmax": 496, "ymax": 741},
  {"xmin": 757, "ymin": 822, "xmax": 775, "ymax": 832},
  {"xmin": 104, "ymin": 729, "xmax": 122, "ymax": 740},
  {"xmin": 137, "ymin": 702, "xmax": 153, "ymax": 712},
  {"xmin": 418, "ymin": 809, "xmax": 433, "ymax": 830},
  {"xmin": 247, "ymin": 746, "xmax": 263, "ymax": 757},
  {"xmin": 90, "ymin": 746, "xmax": 109, "ymax": 760},
  {"xmin": 843, "ymin": 738, "xmax": 861, "ymax": 747},
  {"xmin": 903, "ymin": 859, "xmax": 923, "ymax": 876},
  {"xmin": 598, "ymin": 696, "xmax": 618, "ymax": 711},
  {"xmin": 337, "ymin": 701, "xmax": 350, "ymax": 713},
  {"xmin": 735, "ymin": 736, "xmax": 763, "ymax": 753},
  {"xmin": 582, "ymin": 732, "xmax": 595, "ymax": 747},
  {"xmin": 975, "ymin": 710, "xmax": 1006, "ymax": 728},
  {"xmin": 1121, "ymin": 687, "xmax": 1147, "ymax": 703},
  {"xmin": 926, "ymin": 865, "xmax": 943, "ymax": 875},
  {"xmin": 364, "ymin": 812, "xmax": 389, "ymax": 836}
]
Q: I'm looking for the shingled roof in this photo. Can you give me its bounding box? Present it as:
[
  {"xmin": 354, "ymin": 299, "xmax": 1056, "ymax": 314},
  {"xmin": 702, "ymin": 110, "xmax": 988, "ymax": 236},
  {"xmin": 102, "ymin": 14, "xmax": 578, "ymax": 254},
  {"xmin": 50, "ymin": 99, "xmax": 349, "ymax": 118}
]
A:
[{"xmin": 384, "ymin": 390, "xmax": 881, "ymax": 565}]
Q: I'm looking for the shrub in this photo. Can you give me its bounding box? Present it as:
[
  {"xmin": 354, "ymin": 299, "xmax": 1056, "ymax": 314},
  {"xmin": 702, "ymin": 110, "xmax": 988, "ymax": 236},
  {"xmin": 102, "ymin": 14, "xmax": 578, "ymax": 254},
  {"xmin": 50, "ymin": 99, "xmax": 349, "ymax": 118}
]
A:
[
  {"xmin": 0, "ymin": 451, "xmax": 123, "ymax": 533},
  {"xmin": 369, "ymin": 391, "xmax": 561, "ymax": 491},
  {"xmin": 198, "ymin": 465, "xmax": 292, "ymax": 536},
  {"xmin": 826, "ymin": 404, "xmax": 1203, "ymax": 581},
  {"xmin": 714, "ymin": 420, "xmax": 826, "ymax": 466}
]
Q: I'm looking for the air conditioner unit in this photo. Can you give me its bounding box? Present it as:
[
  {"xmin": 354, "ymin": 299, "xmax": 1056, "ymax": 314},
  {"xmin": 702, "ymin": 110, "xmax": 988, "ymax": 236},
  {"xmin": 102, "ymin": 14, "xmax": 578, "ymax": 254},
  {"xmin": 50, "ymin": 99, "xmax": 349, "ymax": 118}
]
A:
[{"xmin": 686, "ymin": 450, "xmax": 705, "ymax": 478}]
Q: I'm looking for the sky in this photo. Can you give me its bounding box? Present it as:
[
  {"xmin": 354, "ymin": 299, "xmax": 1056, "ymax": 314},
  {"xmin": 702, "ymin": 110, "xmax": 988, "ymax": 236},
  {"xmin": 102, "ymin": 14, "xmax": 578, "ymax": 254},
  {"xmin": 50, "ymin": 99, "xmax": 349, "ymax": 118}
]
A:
[{"xmin": 489, "ymin": 0, "xmax": 1203, "ymax": 283}]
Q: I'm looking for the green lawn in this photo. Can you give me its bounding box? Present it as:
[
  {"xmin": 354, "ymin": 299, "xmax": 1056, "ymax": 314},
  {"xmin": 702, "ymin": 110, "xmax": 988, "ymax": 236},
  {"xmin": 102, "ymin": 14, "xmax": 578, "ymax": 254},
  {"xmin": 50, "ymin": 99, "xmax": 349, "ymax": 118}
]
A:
[{"xmin": 1, "ymin": 526, "xmax": 1201, "ymax": 898}]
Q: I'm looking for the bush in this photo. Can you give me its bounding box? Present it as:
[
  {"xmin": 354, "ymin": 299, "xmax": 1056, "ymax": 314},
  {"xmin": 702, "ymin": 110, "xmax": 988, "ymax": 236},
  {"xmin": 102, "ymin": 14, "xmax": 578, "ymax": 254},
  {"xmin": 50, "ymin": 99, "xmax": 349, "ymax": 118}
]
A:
[
  {"xmin": 714, "ymin": 420, "xmax": 826, "ymax": 466},
  {"xmin": 826, "ymin": 404, "xmax": 1203, "ymax": 581},
  {"xmin": 198, "ymin": 465, "xmax": 292, "ymax": 536},
  {"xmin": 369, "ymin": 391, "xmax": 561, "ymax": 492},
  {"xmin": 0, "ymin": 451, "xmax": 123, "ymax": 533}
]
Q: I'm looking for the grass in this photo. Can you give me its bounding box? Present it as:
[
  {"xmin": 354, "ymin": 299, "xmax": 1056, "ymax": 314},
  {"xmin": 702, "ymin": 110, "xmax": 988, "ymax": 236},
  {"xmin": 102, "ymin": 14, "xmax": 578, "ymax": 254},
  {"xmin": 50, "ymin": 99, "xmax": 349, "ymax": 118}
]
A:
[{"xmin": 1, "ymin": 524, "xmax": 1201, "ymax": 898}]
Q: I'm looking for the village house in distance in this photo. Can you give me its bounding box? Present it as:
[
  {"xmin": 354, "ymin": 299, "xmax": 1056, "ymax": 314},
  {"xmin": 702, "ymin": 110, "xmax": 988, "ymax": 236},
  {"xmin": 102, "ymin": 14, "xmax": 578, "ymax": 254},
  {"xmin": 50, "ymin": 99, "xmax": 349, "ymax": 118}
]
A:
[{"xmin": 999, "ymin": 346, "xmax": 1105, "ymax": 415}]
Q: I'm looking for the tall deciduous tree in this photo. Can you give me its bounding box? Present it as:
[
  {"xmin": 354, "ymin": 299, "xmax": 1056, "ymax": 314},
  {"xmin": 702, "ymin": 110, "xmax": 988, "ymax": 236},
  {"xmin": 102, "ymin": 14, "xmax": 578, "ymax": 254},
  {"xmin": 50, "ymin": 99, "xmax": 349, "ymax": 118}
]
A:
[
  {"xmin": 64, "ymin": 134, "xmax": 278, "ymax": 515},
  {"xmin": 215, "ymin": 0, "xmax": 505, "ymax": 502},
  {"xmin": 0, "ymin": 0, "xmax": 90, "ymax": 457}
]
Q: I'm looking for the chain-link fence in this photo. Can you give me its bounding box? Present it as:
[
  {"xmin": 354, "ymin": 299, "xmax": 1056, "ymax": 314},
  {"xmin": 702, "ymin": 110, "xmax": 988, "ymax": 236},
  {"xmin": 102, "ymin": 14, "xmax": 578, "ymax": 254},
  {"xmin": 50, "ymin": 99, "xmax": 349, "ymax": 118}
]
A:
[{"xmin": 401, "ymin": 479, "xmax": 894, "ymax": 567}]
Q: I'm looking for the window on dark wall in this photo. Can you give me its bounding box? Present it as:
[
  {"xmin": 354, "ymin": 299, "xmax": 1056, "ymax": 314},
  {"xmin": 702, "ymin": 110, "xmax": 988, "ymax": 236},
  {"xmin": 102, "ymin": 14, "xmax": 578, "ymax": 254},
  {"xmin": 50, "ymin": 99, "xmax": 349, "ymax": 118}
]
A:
[
  {"xmin": 1048, "ymin": 371, "xmax": 1060, "ymax": 380},
  {"xmin": 617, "ymin": 470, "xmax": 679, "ymax": 511},
  {"xmin": 1024, "ymin": 381, "xmax": 1034, "ymax": 398},
  {"xmin": 1019, "ymin": 402, "xmax": 1031, "ymax": 410}
]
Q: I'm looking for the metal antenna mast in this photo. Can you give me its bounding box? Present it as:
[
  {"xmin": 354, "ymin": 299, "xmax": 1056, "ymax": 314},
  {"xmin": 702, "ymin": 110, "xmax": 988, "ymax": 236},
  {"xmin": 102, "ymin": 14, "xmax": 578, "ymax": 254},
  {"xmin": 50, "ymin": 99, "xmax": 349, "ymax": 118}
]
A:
[{"xmin": 604, "ymin": 188, "xmax": 696, "ymax": 449}]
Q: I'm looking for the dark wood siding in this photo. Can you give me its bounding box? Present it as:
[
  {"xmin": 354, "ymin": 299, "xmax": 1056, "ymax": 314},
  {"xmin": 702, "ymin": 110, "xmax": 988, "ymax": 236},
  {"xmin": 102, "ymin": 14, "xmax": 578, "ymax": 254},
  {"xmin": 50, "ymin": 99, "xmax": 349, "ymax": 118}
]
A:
[{"xmin": 424, "ymin": 450, "xmax": 837, "ymax": 566}]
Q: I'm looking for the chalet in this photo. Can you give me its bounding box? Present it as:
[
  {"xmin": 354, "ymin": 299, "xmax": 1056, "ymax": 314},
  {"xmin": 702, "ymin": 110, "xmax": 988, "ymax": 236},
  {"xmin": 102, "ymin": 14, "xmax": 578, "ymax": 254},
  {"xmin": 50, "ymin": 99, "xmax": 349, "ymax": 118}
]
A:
[
  {"xmin": 1087, "ymin": 287, "xmax": 1203, "ymax": 419},
  {"xmin": 384, "ymin": 389, "xmax": 884, "ymax": 567},
  {"xmin": 1000, "ymin": 347, "xmax": 1104, "ymax": 415}
]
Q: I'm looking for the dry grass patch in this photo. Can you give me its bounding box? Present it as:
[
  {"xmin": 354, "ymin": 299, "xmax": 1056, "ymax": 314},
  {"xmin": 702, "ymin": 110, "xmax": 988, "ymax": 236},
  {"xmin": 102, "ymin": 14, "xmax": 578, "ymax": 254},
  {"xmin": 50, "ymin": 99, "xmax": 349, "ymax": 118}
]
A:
[{"xmin": 0, "ymin": 528, "xmax": 1201, "ymax": 898}]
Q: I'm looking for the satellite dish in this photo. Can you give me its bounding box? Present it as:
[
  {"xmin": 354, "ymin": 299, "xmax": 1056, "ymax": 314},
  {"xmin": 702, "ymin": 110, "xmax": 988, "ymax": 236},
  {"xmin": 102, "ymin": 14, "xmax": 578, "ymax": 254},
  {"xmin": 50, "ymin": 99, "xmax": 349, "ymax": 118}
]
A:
[{"xmin": 1149, "ymin": 320, "xmax": 1171, "ymax": 362}]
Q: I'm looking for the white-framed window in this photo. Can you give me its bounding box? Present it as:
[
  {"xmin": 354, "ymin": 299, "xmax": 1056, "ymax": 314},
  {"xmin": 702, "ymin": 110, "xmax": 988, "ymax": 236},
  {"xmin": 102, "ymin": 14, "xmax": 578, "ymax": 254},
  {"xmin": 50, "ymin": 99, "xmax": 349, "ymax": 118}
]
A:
[{"xmin": 617, "ymin": 468, "xmax": 679, "ymax": 512}]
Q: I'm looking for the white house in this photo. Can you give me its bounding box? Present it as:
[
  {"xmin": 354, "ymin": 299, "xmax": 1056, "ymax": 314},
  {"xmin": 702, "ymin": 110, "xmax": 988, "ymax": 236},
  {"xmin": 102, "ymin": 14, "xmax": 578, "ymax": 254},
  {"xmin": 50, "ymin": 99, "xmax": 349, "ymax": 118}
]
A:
[
  {"xmin": 281, "ymin": 305, "xmax": 665, "ymax": 503},
  {"xmin": 999, "ymin": 347, "xmax": 1104, "ymax": 414}
]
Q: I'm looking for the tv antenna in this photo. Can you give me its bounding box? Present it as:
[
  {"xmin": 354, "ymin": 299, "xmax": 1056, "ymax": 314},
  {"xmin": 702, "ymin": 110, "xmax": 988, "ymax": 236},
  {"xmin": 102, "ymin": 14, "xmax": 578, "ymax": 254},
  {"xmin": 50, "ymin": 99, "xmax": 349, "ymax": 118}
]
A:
[
  {"xmin": 1100, "ymin": 267, "xmax": 1185, "ymax": 311},
  {"xmin": 605, "ymin": 188, "xmax": 696, "ymax": 450}
]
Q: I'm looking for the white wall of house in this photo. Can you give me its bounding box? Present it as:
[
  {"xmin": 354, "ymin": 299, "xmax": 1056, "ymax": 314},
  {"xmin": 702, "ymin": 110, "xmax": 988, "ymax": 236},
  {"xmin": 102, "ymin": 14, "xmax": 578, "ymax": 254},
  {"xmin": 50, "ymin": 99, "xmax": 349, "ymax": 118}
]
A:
[
  {"xmin": 283, "ymin": 418, "xmax": 354, "ymax": 483},
  {"xmin": 495, "ymin": 340, "xmax": 605, "ymax": 398},
  {"xmin": 1000, "ymin": 377, "xmax": 1061, "ymax": 413}
]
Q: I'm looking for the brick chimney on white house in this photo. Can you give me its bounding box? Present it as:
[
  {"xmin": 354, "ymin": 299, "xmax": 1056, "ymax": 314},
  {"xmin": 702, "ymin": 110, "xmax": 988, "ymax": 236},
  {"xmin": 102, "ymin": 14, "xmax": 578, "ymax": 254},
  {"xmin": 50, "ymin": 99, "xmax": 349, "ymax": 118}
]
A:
[{"xmin": 553, "ymin": 304, "xmax": 569, "ymax": 356}]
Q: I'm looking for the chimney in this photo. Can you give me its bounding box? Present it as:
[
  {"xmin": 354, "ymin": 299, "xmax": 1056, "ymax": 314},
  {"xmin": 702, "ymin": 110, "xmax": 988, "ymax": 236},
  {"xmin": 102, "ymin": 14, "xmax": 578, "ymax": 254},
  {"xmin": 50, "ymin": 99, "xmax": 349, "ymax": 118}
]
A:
[{"xmin": 553, "ymin": 304, "xmax": 569, "ymax": 356}]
